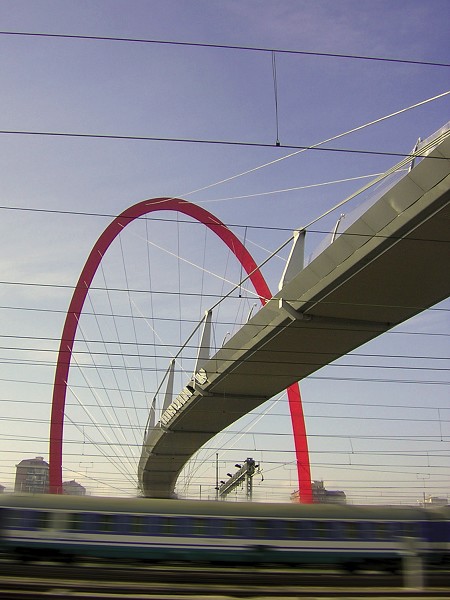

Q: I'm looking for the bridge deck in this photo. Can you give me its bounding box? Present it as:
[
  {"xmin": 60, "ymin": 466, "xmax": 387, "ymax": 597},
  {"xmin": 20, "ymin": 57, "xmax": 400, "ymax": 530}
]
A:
[{"xmin": 139, "ymin": 132, "xmax": 450, "ymax": 498}]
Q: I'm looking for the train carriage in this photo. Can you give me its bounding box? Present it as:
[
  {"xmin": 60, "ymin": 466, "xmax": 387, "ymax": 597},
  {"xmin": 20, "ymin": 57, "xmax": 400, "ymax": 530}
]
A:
[{"xmin": 0, "ymin": 494, "xmax": 447, "ymax": 569}]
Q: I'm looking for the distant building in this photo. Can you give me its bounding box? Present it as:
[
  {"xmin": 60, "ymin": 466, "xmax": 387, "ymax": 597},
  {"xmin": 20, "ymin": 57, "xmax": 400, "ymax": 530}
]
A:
[
  {"xmin": 63, "ymin": 480, "xmax": 86, "ymax": 496},
  {"xmin": 311, "ymin": 480, "xmax": 346, "ymax": 504},
  {"xmin": 291, "ymin": 480, "xmax": 346, "ymax": 504},
  {"xmin": 14, "ymin": 456, "xmax": 49, "ymax": 494}
]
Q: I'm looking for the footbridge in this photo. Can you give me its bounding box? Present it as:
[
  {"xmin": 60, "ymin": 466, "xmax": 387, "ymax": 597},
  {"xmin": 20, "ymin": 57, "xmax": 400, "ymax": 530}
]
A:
[{"xmin": 139, "ymin": 124, "xmax": 450, "ymax": 498}]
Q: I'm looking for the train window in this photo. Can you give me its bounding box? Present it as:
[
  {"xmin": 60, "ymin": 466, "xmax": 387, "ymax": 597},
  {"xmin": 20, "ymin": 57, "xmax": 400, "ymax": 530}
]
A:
[
  {"xmin": 254, "ymin": 520, "xmax": 270, "ymax": 538},
  {"xmin": 398, "ymin": 522, "xmax": 417, "ymax": 538},
  {"xmin": 223, "ymin": 519, "xmax": 238, "ymax": 537},
  {"xmin": 285, "ymin": 520, "xmax": 307, "ymax": 539},
  {"xmin": 69, "ymin": 513, "xmax": 83, "ymax": 531},
  {"xmin": 34, "ymin": 511, "xmax": 50, "ymax": 529},
  {"xmin": 160, "ymin": 516, "xmax": 175, "ymax": 536},
  {"xmin": 130, "ymin": 515, "xmax": 145, "ymax": 534},
  {"xmin": 299, "ymin": 521, "xmax": 310, "ymax": 538},
  {"xmin": 345, "ymin": 521, "xmax": 360, "ymax": 539},
  {"xmin": 374, "ymin": 521, "xmax": 388, "ymax": 540},
  {"xmin": 191, "ymin": 518, "xmax": 207, "ymax": 536},
  {"xmin": 290, "ymin": 521, "xmax": 310, "ymax": 539},
  {"xmin": 404, "ymin": 522, "xmax": 418, "ymax": 537},
  {"xmin": 285, "ymin": 520, "xmax": 298, "ymax": 539},
  {"xmin": 312, "ymin": 521, "xmax": 327, "ymax": 539},
  {"xmin": 97, "ymin": 513, "xmax": 114, "ymax": 533},
  {"xmin": 5, "ymin": 509, "xmax": 23, "ymax": 528}
]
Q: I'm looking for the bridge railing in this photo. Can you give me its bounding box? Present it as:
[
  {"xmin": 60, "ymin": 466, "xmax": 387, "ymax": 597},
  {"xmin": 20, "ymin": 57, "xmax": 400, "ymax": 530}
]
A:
[{"xmin": 305, "ymin": 121, "xmax": 450, "ymax": 267}]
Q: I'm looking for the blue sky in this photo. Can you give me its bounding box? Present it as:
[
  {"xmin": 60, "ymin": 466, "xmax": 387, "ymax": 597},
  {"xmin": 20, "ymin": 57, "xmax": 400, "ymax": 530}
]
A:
[{"xmin": 0, "ymin": 0, "xmax": 449, "ymax": 502}]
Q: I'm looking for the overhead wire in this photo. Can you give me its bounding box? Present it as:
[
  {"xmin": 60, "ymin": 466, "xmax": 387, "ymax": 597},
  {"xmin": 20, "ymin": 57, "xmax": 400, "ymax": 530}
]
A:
[
  {"xmin": 63, "ymin": 400, "xmax": 137, "ymax": 489},
  {"xmin": 203, "ymin": 125, "xmax": 450, "ymax": 315},
  {"xmin": 145, "ymin": 217, "xmax": 159, "ymax": 412},
  {"xmin": 2, "ymin": 395, "xmax": 449, "ymax": 415},
  {"xmin": 118, "ymin": 234, "xmax": 148, "ymax": 425},
  {"xmin": 2, "ymin": 339, "xmax": 449, "ymax": 363},
  {"xmin": 1, "ymin": 373, "xmax": 448, "ymax": 390},
  {"xmin": 73, "ymin": 319, "xmax": 140, "ymax": 469},
  {"xmin": 0, "ymin": 310, "xmax": 448, "ymax": 339},
  {"xmin": 7, "ymin": 126, "xmax": 449, "ymax": 158},
  {"xmin": 1, "ymin": 30, "xmax": 449, "ymax": 68},
  {"xmin": 2, "ymin": 431, "xmax": 449, "ymax": 444},
  {"xmin": 271, "ymin": 51, "xmax": 280, "ymax": 146},
  {"xmin": 0, "ymin": 41, "xmax": 449, "ymax": 496},
  {"xmin": 66, "ymin": 351, "xmax": 139, "ymax": 480},
  {"xmin": 81, "ymin": 267, "xmax": 142, "ymax": 460}
]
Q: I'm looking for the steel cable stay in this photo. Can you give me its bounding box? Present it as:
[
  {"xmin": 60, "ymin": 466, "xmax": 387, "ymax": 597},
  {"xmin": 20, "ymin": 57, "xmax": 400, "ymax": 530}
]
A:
[
  {"xmin": 183, "ymin": 226, "xmax": 210, "ymax": 489},
  {"xmin": 137, "ymin": 206, "xmax": 310, "ymax": 496},
  {"xmin": 67, "ymin": 351, "xmax": 139, "ymax": 479},
  {"xmin": 83, "ymin": 265, "xmax": 142, "ymax": 460},
  {"xmin": 180, "ymin": 393, "xmax": 285, "ymax": 496},
  {"xmin": 72, "ymin": 318, "xmax": 140, "ymax": 472},
  {"xmin": 12, "ymin": 101, "xmax": 448, "ymax": 496},
  {"xmin": 203, "ymin": 129, "xmax": 450, "ymax": 319},
  {"xmin": 65, "ymin": 219, "xmax": 186, "ymax": 491},
  {"xmin": 50, "ymin": 199, "xmax": 312, "ymax": 502},
  {"xmin": 75, "ymin": 318, "xmax": 129, "ymax": 429},
  {"xmin": 0, "ymin": 90, "xmax": 445, "ymax": 246},
  {"xmin": 118, "ymin": 234, "xmax": 148, "ymax": 425},
  {"xmin": 97, "ymin": 258, "xmax": 142, "ymax": 446},
  {"xmin": 200, "ymin": 171, "xmax": 409, "ymax": 204},
  {"xmin": 70, "ymin": 265, "xmax": 147, "ymax": 484},
  {"xmin": 145, "ymin": 218, "xmax": 158, "ymax": 413},
  {"xmin": 63, "ymin": 385, "xmax": 137, "ymax": 488}
]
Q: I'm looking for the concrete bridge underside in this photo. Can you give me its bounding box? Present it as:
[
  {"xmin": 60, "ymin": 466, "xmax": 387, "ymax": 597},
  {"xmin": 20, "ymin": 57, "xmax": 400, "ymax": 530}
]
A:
[{"xmin": 139, "ymin": 132, "xmax": 450, "ymax": 498}]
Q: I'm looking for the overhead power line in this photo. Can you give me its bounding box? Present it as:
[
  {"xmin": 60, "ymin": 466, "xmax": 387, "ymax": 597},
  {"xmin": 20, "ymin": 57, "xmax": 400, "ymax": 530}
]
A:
[
  {"xmin": 1, "ymin": 333, "xmax": 449, "ymax": 360},
  {"xmin": 0, "ymin": 375, "xmax": 448, "ymax": 389},
  {"xmin": 2, "ymin": 396, "xmax": 449, "ymax": 414},
  {"xmin": 0, "ymin": 432, "xmax": 447, "ymax": 444},
  {"xmin": 1, "ymin": 342, "xmax": 449, "ymax": 370},
  {"xmin": 0, "ymin": 278, "xmax": 449, "ymax": 306},
  {"xmin": 1, "ymin": 127, "xmax": 449, "ymax": 159},
  {"xmin": 1, "ymin": 202, "xmax": 449, "ymax": 244},
  {"xmin": 1, "ymin": 30, "xmax": 449, "ymax": 68},
  {"xmin": 1, "ymin": 354, "xmax": 448, "ymax": 374},
  {"xmin": 2, "ymin": 415, "xmax": 449, "ymax": 429},
  {"xmin": 0, "ymin": 305, "xmax": 447, "ymax": 339}
]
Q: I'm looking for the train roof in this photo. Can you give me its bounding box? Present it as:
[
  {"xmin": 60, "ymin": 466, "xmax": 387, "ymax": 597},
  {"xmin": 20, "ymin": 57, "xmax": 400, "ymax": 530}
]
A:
[{"xmin": 0, "ymin": 494, "xmax": 432, "ymax": 520}]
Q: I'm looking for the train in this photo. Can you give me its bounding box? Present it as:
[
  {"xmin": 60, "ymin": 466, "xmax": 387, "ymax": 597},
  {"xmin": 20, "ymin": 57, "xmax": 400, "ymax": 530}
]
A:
[{"xmin": 0, "ymin": 493, "xmax": 449, "ymax": 569}]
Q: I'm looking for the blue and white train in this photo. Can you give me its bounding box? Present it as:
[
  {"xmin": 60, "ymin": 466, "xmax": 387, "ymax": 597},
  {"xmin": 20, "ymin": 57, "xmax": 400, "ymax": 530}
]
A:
[{"xmin": 0, "ymin": 494, "xmax": 448, "ymax": 569}]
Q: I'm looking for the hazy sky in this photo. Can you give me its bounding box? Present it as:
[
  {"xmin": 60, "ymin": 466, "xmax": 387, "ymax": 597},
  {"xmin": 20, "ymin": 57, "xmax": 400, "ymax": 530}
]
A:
[{"xmin": 0, "ymin": 0, "xmax": 449, "ymax": 503}]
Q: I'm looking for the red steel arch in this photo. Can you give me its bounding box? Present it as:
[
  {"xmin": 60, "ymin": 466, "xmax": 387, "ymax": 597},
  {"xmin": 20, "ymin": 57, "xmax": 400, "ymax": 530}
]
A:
[{"xmin": 50, "ymin": 197, "xmax": 313, "ymax": 502}]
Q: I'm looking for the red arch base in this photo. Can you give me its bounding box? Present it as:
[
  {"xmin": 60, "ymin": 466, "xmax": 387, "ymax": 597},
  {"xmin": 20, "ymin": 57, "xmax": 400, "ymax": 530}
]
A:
[{"xmin": 50, "ymin": 197, "xmax": 313, "ymax": 502}]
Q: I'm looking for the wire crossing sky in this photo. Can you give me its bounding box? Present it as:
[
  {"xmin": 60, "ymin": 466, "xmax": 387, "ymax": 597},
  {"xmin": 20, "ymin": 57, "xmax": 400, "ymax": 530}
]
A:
[
  {"xmin": 1, "ymin": 29, "xmax": 450, "ymax": 68},
  {"xmin": 0, "ymin": 0, "xmax": 449, "ymax": 503}
]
